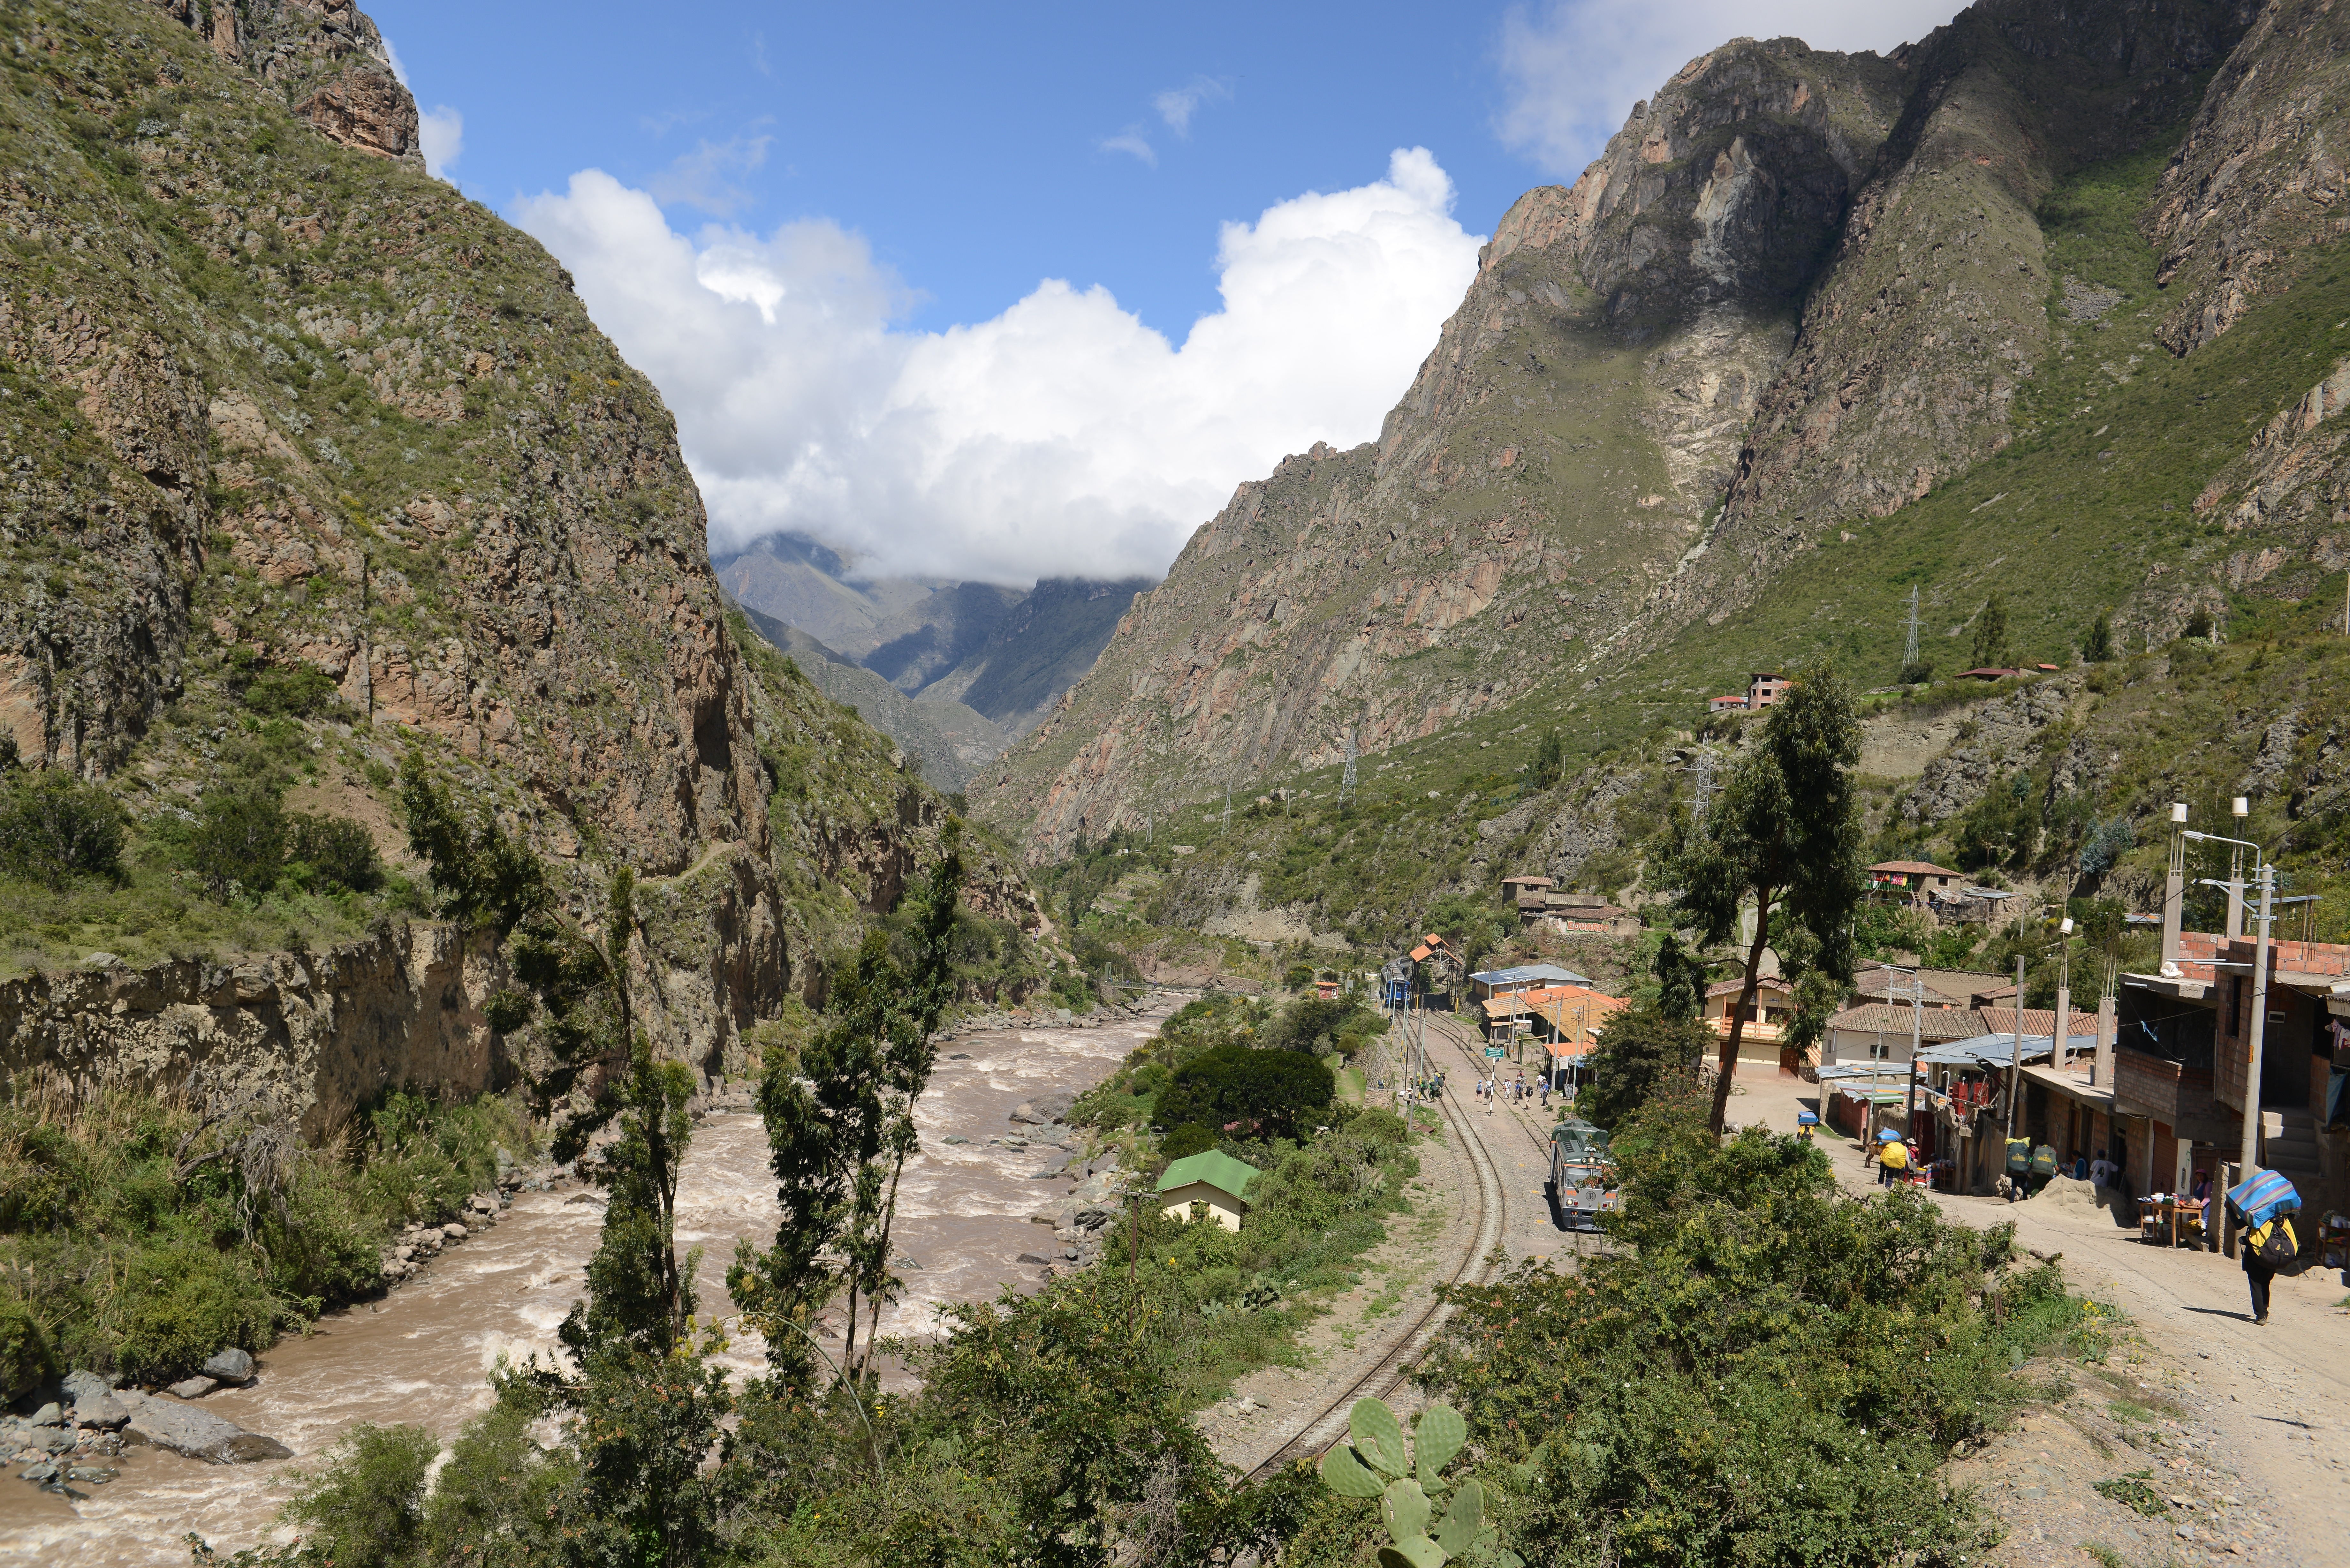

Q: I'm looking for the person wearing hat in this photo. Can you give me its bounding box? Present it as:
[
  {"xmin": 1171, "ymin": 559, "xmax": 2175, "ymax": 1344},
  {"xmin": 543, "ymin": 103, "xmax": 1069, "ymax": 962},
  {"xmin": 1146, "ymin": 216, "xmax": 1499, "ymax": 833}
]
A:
[{"xmin": 1876, "ymin": 1128, "xmax": 1909, "ymax": 1187}]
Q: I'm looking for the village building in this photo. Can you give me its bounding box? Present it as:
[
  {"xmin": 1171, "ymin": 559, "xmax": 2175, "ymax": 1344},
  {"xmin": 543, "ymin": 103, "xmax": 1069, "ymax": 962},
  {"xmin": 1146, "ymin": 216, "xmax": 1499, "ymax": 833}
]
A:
[
  {"xmin": 2117, "ymin": 928, "xmax": 2346, "ymax": 1224},
  {"xmin": 1864, "ymin": 860, "xmax": 1964, "ymax": 903},
  {"xmin": 1702, "ymin": 974, "xmax": 1800, "ymax": 1071},
  {"xmin": 1156, "ymin": 1150, "xmax": 1260, "ymax": 1233},
  {"xmin": 1847, "ymin": 963, "xmax": 2005, "ymax": 1009},
  {"xmin": 1469, "ymin": 962, "xmax": 1591, "ymax": 1002}
]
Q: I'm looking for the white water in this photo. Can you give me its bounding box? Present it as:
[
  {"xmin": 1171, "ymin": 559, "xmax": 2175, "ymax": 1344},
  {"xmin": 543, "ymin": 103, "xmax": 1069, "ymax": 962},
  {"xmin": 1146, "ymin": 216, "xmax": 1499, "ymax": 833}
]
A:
[{"xmin": 0, "ymin": 1015, "xmax": 1152, "ymax": 1564}]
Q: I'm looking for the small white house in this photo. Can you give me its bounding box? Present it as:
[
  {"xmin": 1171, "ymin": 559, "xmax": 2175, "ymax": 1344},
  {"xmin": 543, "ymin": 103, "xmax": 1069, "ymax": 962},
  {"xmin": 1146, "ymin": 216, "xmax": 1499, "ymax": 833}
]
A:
[{"xmin": 1156, "ymin": 1150, "xmax": 1260, "ymax": 1233}]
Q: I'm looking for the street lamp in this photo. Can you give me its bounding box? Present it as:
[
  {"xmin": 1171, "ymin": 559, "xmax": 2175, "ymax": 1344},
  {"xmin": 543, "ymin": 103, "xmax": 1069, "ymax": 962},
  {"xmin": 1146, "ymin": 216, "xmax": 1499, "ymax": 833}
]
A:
[{"xmin": 2055, "ymin": 916, "xmax": 2074, "ymax": 1069}]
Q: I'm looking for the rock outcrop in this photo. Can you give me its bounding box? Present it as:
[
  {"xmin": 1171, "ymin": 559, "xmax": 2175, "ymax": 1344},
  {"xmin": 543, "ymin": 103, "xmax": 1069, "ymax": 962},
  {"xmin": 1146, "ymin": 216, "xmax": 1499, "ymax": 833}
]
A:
[
  {"xmin": 0, "ymin": 0, "xmax": 1040, "ymax": 1109},
  {"xmin": 980, "ymin": 0, "xmax": 2254, "ymax": 861}
]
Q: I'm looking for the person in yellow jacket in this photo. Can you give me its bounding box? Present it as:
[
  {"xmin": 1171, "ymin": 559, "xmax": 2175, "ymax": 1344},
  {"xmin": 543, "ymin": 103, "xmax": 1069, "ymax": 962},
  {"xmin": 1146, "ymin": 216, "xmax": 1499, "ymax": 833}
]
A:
[
  {"xmin": 2244, "ymin": 1213, "xmax": 2298, "ymax": 1326},
  {"xmin": 1876, "ymin": 1132, "xmax": 1908, "ymax": 1187}
]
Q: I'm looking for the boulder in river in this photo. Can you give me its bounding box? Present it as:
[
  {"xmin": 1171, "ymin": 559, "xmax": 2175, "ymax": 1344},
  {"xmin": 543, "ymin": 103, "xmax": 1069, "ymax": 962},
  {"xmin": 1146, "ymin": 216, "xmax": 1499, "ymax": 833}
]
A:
[
  {"xmin": 1015, "ymin": 1252, "xmax": 1053, "ymax": 1266},
  {"xmin": 119, "ymin": 1391, "xmax": 291, "ymax": 1464},
  {"xmin": 28, "ymin": 1404, "xmax": 60, "ymax": 1427},
  {"xmin": 1008, "ymin": 1092, "xmax": 1075, "ymax": 1126},
  {"xmin": 168, "ymin": 1377, "xmax": 218, "ymax": 1400},
  {"xmin": 202, "ymin": 1349, "xmax": 256, "ymax": 1384}
]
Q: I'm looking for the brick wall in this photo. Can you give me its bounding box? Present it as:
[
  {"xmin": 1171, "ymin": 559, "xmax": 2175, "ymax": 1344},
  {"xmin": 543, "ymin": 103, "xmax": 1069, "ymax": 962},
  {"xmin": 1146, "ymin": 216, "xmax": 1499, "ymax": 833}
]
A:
[{"xmin": 2116, "ymin": 1048, "xmax": 2182, "ymax": 1121}]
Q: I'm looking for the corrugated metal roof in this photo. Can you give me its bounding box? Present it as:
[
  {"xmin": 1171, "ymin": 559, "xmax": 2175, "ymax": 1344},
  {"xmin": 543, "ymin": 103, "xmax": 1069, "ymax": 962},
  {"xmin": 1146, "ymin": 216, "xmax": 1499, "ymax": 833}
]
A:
[
  {"xmin": 1156, "ymin": 1150, "xmax": 1261, "ymax": 1203},
  {"xmin": 1471, "ymin": 963, "xmax": 1592, "ymax": 987}
]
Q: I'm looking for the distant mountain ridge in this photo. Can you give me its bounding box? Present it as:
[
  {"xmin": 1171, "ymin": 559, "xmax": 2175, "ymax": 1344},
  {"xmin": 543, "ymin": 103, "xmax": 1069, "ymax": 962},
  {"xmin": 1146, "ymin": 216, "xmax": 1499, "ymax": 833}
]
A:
[
  {"xmin": 714, "ymin": 531, "xmax": 1151, "ymax": 762},
  {"xmin": 727, "ymin": 601, "xmax": 1005, "ymax": 794}
]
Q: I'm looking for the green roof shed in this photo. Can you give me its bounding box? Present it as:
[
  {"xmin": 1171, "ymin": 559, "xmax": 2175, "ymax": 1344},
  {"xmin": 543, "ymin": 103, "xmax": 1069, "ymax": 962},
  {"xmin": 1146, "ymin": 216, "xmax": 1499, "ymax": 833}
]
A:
[{"xmin": 1156, "ymin": 1150, "xmax": 1261, "ymax": 1205}]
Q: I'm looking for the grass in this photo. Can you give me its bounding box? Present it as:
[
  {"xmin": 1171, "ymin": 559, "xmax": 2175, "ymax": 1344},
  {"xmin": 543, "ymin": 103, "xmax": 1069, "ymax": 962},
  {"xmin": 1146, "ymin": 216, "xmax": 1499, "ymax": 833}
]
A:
[{"xmin": 2092, "ymin": 1470, "xmax": 2172, "ymax": 1518}]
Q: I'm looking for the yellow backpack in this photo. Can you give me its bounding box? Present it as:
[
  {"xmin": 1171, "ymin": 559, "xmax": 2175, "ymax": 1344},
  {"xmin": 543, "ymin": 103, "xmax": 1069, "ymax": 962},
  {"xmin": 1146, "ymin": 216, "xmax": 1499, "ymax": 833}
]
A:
[{"xmin": 1879, "ymin": 1141, "xmax": 1908, "ymax": 1171}]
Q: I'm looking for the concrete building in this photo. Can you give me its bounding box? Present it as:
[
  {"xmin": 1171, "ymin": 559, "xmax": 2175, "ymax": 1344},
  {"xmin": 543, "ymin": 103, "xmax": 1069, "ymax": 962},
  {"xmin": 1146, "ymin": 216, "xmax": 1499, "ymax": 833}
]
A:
[{"xmin": 1156, "ymin": 1150, "xmax": 1260, "ymax": 1233}]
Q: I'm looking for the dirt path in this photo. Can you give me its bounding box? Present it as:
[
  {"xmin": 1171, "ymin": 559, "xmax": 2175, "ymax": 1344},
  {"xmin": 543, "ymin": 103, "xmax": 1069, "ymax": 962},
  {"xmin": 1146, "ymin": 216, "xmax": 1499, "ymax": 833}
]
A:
[{"xmin": 1735, "ymin": 1075, "xmax": 2347, "ymax": 1566}]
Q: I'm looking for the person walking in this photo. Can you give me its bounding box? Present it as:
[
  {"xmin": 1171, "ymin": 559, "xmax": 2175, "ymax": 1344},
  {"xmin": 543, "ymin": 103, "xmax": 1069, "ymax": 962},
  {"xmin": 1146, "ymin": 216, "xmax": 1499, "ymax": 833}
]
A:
[
  {"xmin": 1877, "ymin": 1131, "xmax": 1908, "ymax": 1187},
  {"xmin": 2243, "ymin": 1211, "xmax": 2299, "ymax": 1325},
  {"xmin": 2029, "ymin": 1143, "xmax": 2058, "ymax": 1198}
]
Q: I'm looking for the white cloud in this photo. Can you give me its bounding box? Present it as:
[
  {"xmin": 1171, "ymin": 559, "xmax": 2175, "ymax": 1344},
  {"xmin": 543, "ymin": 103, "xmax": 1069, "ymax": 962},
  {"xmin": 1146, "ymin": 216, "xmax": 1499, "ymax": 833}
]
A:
[
  {"xmin": 1495, "ymin": 0, "xmax": 1967, "ymax": 175},
  {"xmin": 419, "ymin": 105, "xmax": 463, "ymax": 180},
  {"xmin": 1154, "ymin": 76, "xmax": 1233, "ymax": 136},
  {"xmin": 1099, "ymin": 127, "xmax": 1157, "ymax": 166},
  {"xmin": 381, "ymin": 35, "xmax": 411, "ymax": 87},
  {"xmin": 515, "ymin": 148, "xmax": 1483, "ymax": 585},
  {"xmin": 648, "ymin": 132, "xmax": 774, "ymax": 217}
]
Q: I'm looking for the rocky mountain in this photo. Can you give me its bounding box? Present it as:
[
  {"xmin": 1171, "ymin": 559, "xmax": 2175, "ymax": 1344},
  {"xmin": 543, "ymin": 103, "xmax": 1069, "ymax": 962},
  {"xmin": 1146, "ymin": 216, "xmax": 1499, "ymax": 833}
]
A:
[
  {"xmin": 0, "ymin": 0, "xmax": 1039, "ymax": 1121},
  {"xmin": 730, "ymin": 601, "xmax": 1006, "ymax": 794},
  {"xmin": 976, "ymin": 0, "xmax": 2350, "ymax": 865},
  {"xmin": 718, "ymin": 530, "xmax": 1149, "ymax": 749}
]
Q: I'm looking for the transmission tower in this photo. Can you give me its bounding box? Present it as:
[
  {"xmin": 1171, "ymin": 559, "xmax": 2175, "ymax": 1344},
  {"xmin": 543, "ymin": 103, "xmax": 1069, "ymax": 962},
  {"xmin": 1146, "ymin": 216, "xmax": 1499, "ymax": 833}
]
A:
[
  {"xmin": 1223, "ymin": 771, "xmax": 1233, "ymax": 834},
  {"xmin": 1693, "ymin": 748, "xmax": 1715, "ymax": 824},
  {"xmin": 1903, "ymin": 584, "xmax": 1921, "ymax": 669},
  {"xmin": 1338, "ymin": 726, "xmax": 1358, "ymax": 809}
]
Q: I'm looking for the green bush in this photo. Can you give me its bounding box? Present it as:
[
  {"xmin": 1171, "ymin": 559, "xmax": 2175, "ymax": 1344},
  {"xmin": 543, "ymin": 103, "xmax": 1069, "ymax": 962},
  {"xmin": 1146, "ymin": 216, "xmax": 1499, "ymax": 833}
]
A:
[
  {"xmin": 111, "ymin": 1242, "xmax": 276, "ymax": 1383},
  {"xmin": 1576, "ymin": 1004, "xmax": 1711, "ymax": 1130},
  {"xmin": 1417, "ymin": 1091, "xmax": 2109, "ymax": 1568},
  {"xmin": 281, "ymin": 1423, "xmax": 439, "ymax": 1568},
  {"xmin": 0, "ymin": 1302, "xmax": 51, "ymax": 1400},
  {"xmin": 187, "ymin": 787, "xmax": 288, "ymax": 900},
  {"xmin": 0, "ymin": 768, "xmax": 125, "ymax": 888},
  {"xmin": 287, "ymin": 811, "xmax": 383, "ymax": 893},
  {"xmin": 1154, "ymin": 1043, "xmax": 1333, "ymax": 1143},
  {"xmin": 243, "ymin": 662, "xmax": 341, "ymax": 718}
]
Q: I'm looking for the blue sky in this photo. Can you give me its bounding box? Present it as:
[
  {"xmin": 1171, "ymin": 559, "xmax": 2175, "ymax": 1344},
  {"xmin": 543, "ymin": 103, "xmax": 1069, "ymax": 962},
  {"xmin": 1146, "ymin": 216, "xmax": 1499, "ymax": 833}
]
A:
[{"xmin": 372, "ymin": 1, "xmax": 1964, "ymax": 582}]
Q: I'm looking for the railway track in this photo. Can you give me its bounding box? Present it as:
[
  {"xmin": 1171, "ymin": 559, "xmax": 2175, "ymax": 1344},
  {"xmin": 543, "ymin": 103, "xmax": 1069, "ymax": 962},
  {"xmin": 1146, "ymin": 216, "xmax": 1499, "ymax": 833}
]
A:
[
  {"xmin": 1242, "ymin": 1051, "xmax": 1507, "ymax": 1480},
  {"xmin": 1422, "ymin": 1011, "xmax": 1612, "ymax": 1259}
]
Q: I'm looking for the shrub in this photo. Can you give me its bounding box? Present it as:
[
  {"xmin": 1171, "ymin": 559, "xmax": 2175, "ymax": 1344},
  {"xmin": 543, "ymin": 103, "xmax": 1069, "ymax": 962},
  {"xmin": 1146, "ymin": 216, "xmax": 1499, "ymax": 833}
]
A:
[
  {"xmin": 281, "ymin": 1423, "xmax": 439, "ymax": 1568},
  {"xmin": 111, "ymin": 1242, "xmax": 276, "ymax": 1382},
  {"xmin": 288, "ymin": 812, "xmax": 383, "ymax": 893},
  {"xmin": 1576, "ymin": 1004, "xmax": 1710, "ymax": 1130},
  {"xmin": 0, "ymin": 768, "xmax": 125, "ymax": 888},
  {"xmin": 243, "ymin": 662, "xmax": 340, "ymax": 719},
  {"xmin": 1154, "ymin": 1044, "xmax": 1333, "ymax": 1143},
  {"xmin": 188, "ymin": 787, "xmax": 288, "ymax": 900}
]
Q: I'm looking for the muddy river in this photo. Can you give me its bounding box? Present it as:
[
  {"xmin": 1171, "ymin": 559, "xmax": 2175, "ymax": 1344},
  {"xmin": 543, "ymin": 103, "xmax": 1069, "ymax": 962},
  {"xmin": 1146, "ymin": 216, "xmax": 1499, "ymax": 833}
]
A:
[{"xmin": 0, "ymin": 1011, "xmax": 1157, "ymax": 1564}]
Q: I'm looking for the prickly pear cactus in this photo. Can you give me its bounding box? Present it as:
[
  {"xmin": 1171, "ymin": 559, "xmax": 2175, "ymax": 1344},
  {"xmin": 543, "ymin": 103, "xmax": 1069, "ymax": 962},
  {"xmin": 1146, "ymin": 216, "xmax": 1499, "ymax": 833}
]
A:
[{"xmin": 1316, "ymin": 1397, "xmax": 1521, "ymax": 1568}]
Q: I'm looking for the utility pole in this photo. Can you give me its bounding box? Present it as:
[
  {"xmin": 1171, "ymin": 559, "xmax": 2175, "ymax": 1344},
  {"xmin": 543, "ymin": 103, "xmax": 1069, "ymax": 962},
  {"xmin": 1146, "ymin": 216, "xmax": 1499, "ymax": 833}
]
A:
[
  {"xmin": 2239, "ymin": 863, "xmax": 2276, "ymax": 1187},
  {"xmin": 2003, "ymin": 953, "xmax": 2025, "ymax": 1147},
  {"xmin": 2054, "ymin": 916, "xmax": 2074, "ymax": 1068},
  {"xmin": 1903, "ymin": 584, "xmax": 1921, "ymax": 671}
]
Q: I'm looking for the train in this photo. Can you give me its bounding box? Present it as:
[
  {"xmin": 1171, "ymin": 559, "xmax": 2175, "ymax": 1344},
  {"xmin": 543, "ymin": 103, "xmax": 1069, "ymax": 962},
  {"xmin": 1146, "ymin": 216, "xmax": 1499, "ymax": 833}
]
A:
[{"xmin": 1548, "ymin": 1117, "xmax": 1618, "ymax": 1231}]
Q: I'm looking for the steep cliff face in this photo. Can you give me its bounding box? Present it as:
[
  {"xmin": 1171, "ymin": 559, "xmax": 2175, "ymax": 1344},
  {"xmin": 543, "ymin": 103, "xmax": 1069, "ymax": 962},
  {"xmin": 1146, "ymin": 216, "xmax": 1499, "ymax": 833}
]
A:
[
  {"xmin": 0, "ymin": 0, "xmax": 1032, "ymax": 1103},
  {"xmin": 979, "ymin": 0, "xmax": 2274, "ymax": 862}
]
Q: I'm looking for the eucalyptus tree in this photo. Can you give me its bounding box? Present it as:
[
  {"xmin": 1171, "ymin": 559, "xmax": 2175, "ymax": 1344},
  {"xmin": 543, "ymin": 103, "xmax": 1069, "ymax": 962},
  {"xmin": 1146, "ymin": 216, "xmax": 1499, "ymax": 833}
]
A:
[{"xmin": 1671, "ymin": 665, "xmax": 1867, "ymax": 1134}]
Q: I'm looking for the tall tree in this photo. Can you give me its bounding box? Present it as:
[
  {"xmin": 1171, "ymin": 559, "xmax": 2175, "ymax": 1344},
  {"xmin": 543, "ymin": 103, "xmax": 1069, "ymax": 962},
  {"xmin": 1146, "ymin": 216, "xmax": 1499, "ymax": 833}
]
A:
[
  {"xmin": 1652, "ymin": 933, "xmax": 1709, "ymax": 1022},
  {"xmin": 732, "ymin": 833, "xmax": 965, "ymax": 1386},
  {"xmin": 402, "ymin": 758, "xmax": 727, "ymax": 1562},
  {"xmin": 1672, "ymin": 664, "xmax": 1867, "ymax": 1133},
  {"xmin": 1969, "ymin": 594, "xmax": 2009, "ymax": 669}
]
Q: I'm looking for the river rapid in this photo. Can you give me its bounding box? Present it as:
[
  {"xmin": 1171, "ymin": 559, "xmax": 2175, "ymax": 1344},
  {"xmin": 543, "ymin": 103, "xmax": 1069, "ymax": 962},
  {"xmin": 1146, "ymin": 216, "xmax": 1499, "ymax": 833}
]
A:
[{"xmin": 0, "ymin": 1010, "xmax": 1158, "ymax": 1564}]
